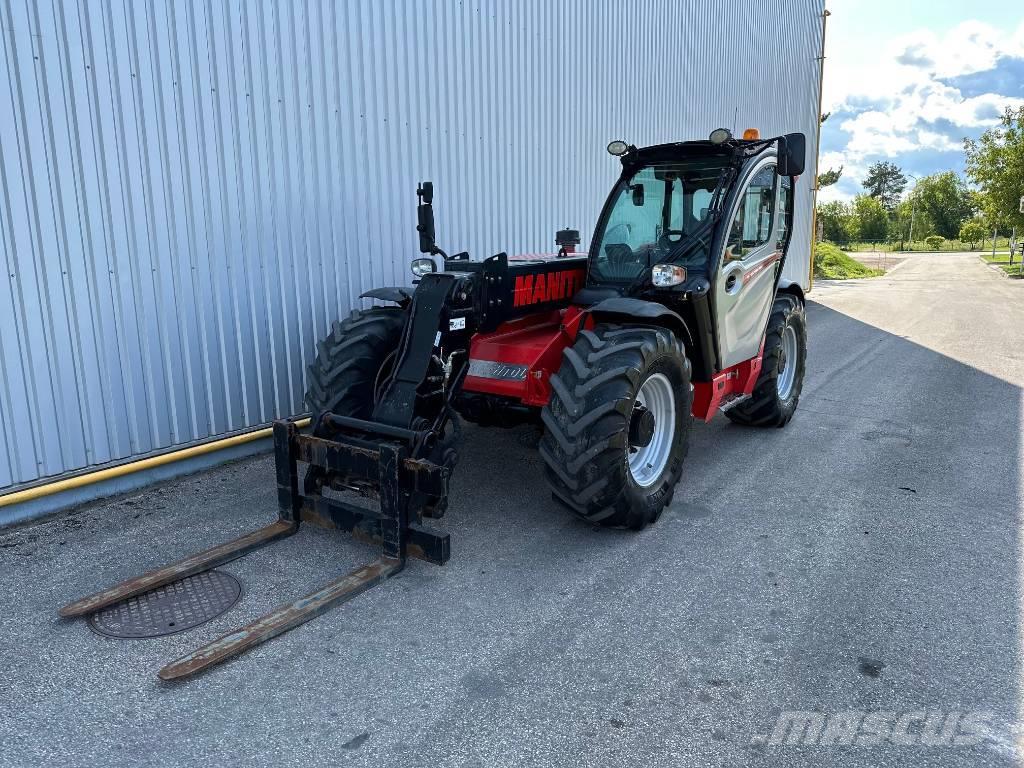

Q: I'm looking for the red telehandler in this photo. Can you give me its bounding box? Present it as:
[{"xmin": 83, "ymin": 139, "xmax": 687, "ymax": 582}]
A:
[{"xmin": 61, "ymin": 129, "xmax": 808, "ymax": 679}]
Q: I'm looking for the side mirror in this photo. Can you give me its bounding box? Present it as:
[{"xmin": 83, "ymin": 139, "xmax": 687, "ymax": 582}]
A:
[
  {"xmin": 778, "ymin": 133, "xmax": 806, "ymax": 177},
  {"xmin": 631, "ymin": 183, "xmax": 645, "ymax": 206},
  {"xmin": 416, "ymin": 182, "xmax": 436, "ymax": 253}
]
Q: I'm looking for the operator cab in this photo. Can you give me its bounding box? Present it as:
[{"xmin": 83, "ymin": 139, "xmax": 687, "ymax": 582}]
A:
[{"xmin": 576, "ymin": 129, "xmax": 804, "ymax": 380}]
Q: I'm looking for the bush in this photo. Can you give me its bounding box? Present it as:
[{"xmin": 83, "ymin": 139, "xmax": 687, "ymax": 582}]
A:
[
  {"xmin": 958, "ymin": 220, "xmax": 986, "ymax": 250},
  {"xmin": 814, "ymin": 242, "xmax": 884, "ymax": 280},
  {"xmin": 924, "ymin": 235, "xmax": 945, "ymax": 250}
]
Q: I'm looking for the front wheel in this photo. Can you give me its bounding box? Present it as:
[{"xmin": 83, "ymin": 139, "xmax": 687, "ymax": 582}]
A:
[
  {"xmin": 540, "ymin": 325, "xmax": 692, "ymax": 529},
  {"xmin": 726, "ymin": 294, "xmax": 807, "ymax": 428}
]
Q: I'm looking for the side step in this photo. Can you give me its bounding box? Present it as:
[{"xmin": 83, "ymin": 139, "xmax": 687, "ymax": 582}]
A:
[{"xmin": 59, "ymin": 419, "xmax": 450, "ymax": 680}]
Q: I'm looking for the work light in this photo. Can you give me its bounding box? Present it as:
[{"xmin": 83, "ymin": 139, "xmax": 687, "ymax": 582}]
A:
[
  {"xmin": 709, "ymin": 128, "xmax": 732, "ymax": 144},
  {"xmin": 411, "ymin": 258, "xmax": 436, "ymax": 277},
  {"xmin": 607, "ymin": 140, "xmax": 629, "ymax": 156}
]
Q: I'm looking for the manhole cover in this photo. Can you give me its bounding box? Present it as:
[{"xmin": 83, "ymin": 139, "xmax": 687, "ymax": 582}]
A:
[{"xmin": 88, "ymin": 570, "xmax": 242, "ymax": 639}]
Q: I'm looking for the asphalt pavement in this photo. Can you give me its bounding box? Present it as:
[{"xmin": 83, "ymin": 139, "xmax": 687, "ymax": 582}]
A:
[{"xmin": 1, "ymin": 252, "xmax": 1022, "ymax": 767}]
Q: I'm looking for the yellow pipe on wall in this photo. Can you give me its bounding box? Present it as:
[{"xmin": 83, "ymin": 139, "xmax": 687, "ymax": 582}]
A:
[
  {"xmin": 808, "ymin": 8, "xmax": 830, "ymax": 293},
  {"xmin": 0, "ymin": 417, "xmax": 311, "ymax": 509}
]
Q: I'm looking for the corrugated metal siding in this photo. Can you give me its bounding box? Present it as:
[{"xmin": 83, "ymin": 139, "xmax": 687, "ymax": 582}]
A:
[{"xmin": 0, "ymin": 0, "xmax": 824, "ymax": 490}]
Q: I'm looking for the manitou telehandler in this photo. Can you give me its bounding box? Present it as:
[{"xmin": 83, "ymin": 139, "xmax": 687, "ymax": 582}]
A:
[{"xmin": 61, "ymin": 128, "xmax": 809, "ymax": 679}]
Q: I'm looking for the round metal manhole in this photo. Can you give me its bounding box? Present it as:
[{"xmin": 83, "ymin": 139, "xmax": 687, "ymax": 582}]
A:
[{"xmin": 88, "ymin": 570, "xmax": 242, "ymax": 639}]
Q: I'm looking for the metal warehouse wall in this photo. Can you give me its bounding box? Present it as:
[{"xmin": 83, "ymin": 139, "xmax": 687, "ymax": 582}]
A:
[{"xmin": 0, "ymin": 0, "xmax": 824, "ymax": 491}]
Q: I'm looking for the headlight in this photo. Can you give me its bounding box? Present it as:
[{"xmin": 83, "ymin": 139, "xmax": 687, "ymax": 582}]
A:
[
  {"xmin": 651, "ymin": 264, "xmax": 687, "ymax": 287},
  {"xmin": 411, "ymin": 257, "xmax": 436, "ymax": 277}
]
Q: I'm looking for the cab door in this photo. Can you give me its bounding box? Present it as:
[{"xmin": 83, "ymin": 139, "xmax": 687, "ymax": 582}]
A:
[{"xmin": 715, "ymin": 161, "xmax": 781, "ymax": 369}]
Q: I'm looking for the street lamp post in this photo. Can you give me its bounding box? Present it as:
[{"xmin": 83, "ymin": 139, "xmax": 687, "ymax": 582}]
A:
[{"xmin": 906, "ymin": 173, "xmax": 918, "ymax": 251}]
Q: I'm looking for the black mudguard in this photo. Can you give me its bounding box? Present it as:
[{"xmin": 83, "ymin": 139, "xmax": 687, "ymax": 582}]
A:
[
  {"xmin": 588, "ymin": 297, "xmax": 692, "ymax": 348},
  {"xmin": 360, "ymin": 287, "xmax": 412, "ymax": 305}
]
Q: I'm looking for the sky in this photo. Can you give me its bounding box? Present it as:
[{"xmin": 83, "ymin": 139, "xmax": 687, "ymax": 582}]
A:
[{"xmin": 819, "ymin": 0, "xmax": 1024, "ymax": 202}]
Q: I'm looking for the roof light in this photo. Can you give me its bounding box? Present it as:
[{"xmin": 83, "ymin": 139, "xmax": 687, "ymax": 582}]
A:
[
  {"xmin": 607, "ymin": 140, "xmax": 629, "ymax": 156},
  {"xmin": 709, "ymin": 128, "xmax": 732, "ymax": 144},
  {"xmin": 742, "ymin": 128, "xmax": 760, "ymax": 140},
  {"xmin": 652, "ymin": 264, "xmax": 687, "ymax": 288}
]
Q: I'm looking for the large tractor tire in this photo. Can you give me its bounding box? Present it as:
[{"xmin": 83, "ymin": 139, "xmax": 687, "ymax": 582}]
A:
[
  {"xmin": 540, "ymin": 325, "xmax": 692, "ymax": 530},
  {"xmin": 725, "ymin": 294, "xmax": 806, "ymax": 428},
  {"xmin": 304, "ymin": 307, "xmax": 405, "ymax": 429}
]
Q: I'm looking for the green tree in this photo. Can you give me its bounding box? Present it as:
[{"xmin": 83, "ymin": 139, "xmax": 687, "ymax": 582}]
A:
[
  {"xmin": 958, "ymin": 219, "xmax": 986, "ymax": 249},
  {"xmin": 925, "ymin": 235, "xmax": 945, "ymax": 250},
  {"xmin": 890, "ymin": 197, "xmax": 934, "ymax": 242},
  {"xmin": 910, "ymin": 172, "xmax": 975, "ymax": 239},
  {"xmin": 817, "ymin": 166, "xmax": 843, "ymax": 188},
  {"xmin": 851, "ymin": 194, "xmax": 889, "ymax": 241},
  {"xmin": 862, "ymin": 161, "xmax": 907, "ymax": 211},
  {"xmin": 964, "ymin": 106, "xmax": 1024, "ymax": 231},
  {"xmin": 816, "ymin": 200, "xmax": 855, "ymax": 243}
]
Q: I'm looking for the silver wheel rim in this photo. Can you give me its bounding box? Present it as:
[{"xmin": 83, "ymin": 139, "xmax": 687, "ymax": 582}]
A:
[
  {"xmin": 628, "ymin": 373, "xmax": 676, "ymax": 488},
  {"xmin": 777, "ymin": 324, "xmax": 798, "ymax": 400}
]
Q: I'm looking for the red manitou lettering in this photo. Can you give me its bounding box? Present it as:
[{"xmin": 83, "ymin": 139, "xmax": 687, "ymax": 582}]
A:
[
  {"xmin": 563, "ymin": 269, "xmax": 581, "ymax": 298},
  {"xmin": 532, "ymin": 273, "xmax": 547, "ymax": 304},
  {"xmin": 514, "ymin": 274, "xmax": 534, "ymax": 307},
  {"xmin": 548, "ymin": 272, "xmax": 564, "ymax": 302}
]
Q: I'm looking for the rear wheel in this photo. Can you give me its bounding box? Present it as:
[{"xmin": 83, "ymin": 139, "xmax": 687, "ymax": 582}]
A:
[
  {"xmin": 725, "ymin": 294, "xmax": 806, "ymax": 428},
  {"xmin": 304, "ymin": 307, "xmax": 405, "ymax": 429},
  {"xmin": 540, "ymin": 325, "xmax": 692, "ymax": 529}
]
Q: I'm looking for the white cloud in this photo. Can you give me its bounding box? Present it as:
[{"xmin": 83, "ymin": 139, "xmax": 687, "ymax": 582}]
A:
[
  {"xmin": 825, "ymin": 20, "xmax": 1024, "ymax": 113},
  {"xmin": 819, "ymin": 17, "xmax": 1024, "ymax": 201},
  {"xmin": 891, "ymin": 21, "xmax": 1018, "ymax": 79}
]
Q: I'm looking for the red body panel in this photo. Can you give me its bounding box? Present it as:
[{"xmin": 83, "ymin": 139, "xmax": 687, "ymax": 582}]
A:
[
  {"xmin": 464, "ymin": 307, "xmax": 765, "ymax": 421},
  {"xmin": 463, "ymin": 306, "xmax": 589, "ymax": 406},
  {"xmin": 691, "ymin": 342, "xmax": 765, "ymax": 422}
]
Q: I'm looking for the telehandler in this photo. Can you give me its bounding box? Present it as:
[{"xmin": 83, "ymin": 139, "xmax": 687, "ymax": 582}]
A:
[{"xmin": 61, "ymin": 128, "xmax": 808, "ymax": 679}]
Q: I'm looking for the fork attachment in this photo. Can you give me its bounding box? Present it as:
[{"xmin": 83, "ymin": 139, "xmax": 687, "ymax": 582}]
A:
[{"xmin": 59, "ymin": 419, "xmax": 450, "ymax": 680}]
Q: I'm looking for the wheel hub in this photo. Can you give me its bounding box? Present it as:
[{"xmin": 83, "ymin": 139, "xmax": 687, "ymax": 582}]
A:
[
  {"xmin": 629, "ymin": 404, "xmax": 656, "ymax": 449},
  {"xmin": 627, "ymin": 373, "xmax": 676, "ymax": 488}
]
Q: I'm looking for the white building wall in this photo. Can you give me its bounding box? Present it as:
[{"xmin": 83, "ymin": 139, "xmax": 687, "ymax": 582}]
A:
[{"xmin": 0, "ymin": 0, "xmax": 824, "ymax": 490}]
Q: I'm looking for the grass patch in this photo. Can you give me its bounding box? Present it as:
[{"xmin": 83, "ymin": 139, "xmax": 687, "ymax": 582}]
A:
[
  {"xmin": 814, "ymin": 242, "xmax": 884, "ymax": 280},
  {"xmin": 982, "ymin": 253, "xmax": 1019, "ymax": 264},
  {"xmin": 980, "ymin": 253, "xmax": 1024, "ymax": 277}
]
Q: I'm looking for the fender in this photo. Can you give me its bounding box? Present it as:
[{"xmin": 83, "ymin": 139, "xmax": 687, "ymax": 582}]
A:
[
  {"xmin": 360, "ymin": 287, "xmax": 412, "ymax": 306},
  {"xmin": 776, "ymin": 277, "xmax": 805, "ymax": 306},
  {"xmin": 587, "ymin": 297, "xmax": 693, "ymax": 348}
]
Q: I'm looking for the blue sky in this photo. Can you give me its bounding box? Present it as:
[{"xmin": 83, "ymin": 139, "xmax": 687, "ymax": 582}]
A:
[{"xmin": 819, "ymin": 0, "xmax": 1024, "ymax": 201}]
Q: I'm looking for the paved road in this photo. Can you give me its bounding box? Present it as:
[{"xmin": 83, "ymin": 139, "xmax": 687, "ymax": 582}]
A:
[
  {"xmin": 2, "ymin": 253, "xmax": 1022, "ymax": 767},
  {"xmin": 846, "ymin": 250, "xmax": 906, "ymax": 272}
]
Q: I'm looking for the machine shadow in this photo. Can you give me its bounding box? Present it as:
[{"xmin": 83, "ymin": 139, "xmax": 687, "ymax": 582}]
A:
[{"xmin": 444, "ymin": 297, "xmax": 1022, "ymax": 749}]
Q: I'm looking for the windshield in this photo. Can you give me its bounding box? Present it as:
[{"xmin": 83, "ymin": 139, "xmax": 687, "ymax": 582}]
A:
[{"xmin": 588, "ymin": 158, "xmax": 730, "ymax": 284}]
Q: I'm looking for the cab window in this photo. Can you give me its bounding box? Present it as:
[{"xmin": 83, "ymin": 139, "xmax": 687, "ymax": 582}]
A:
[
  {"xmin": 589, "ymin": 158, "xmax": 728, "ymax": 282},
  {"xmin": 725, "ymin": 165, "xmax": 777, "ymax": 260}
]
